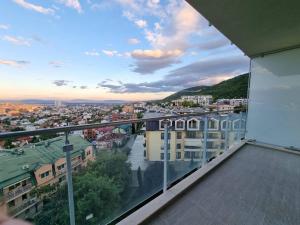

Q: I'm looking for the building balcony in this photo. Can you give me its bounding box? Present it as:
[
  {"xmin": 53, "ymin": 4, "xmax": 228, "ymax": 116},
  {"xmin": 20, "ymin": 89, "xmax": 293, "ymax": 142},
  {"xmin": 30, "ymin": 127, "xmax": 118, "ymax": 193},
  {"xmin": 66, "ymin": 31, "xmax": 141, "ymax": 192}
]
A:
[
  {"xmin": 6, "ymin": 183, "xmax": 33, "ymax": 201},
  {"xmin": 184, "ymin": 138, "xmax": 202, "ymax": 147},
  {"xmin": 9, "ymin": 197, "xmax": 38, "ymax": 218}
]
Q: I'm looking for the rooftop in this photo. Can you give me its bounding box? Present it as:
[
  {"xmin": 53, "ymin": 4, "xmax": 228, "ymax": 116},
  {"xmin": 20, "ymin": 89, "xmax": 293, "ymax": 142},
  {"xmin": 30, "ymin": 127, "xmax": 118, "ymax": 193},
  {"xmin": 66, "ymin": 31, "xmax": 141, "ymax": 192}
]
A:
[{"xmin": 0, "ymin": 135, "xmax": 91, "ymax": 189}]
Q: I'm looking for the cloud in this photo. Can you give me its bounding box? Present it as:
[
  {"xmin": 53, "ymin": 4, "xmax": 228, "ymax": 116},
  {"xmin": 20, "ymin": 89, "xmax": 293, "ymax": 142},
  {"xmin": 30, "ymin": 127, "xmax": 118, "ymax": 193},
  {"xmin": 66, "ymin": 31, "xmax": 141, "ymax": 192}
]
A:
[
  {"xmin": 57, "ymin": 0, "xmax": 82, "ymax": 13},
  {"xmin": 116, "ymin": 0, "xmax": 140, "ymax": 11},
  {"xmin": 128, "ymin": 38, "xmax": 140, "ymax": 45},
  {"xmin": 102, "ymin": 50, "xmax": 118, "ymax": 57},
  {"xmin": 13, "ymin": 0, "xmax": 55, "ymax": 15},
  {"xmin": 53, "ymin": 80, "xmax": 71, "ymax": 86},
  {"xmin": 0, "ymin": 24, "xmax": 9, "ymax": 30},
  {"xmin": 72, "ymin": 86, "xmax": 77, "ymax": 88},
  {"xmin": 99, "ymin": 55, "xmax": 249, "ymax": 93},
  {"xmin": 130, "ymin": 49, "xmax": 183, "ymax": 74},
  {"xmin": 80, "ymin": 85, "xmax": 88, "ymax": 89},
  {"xmin": 2, "ymin": 35, "xmax": 31, "ymax": 46},
  {"xmin": 147, "ymin": 0, "xmax": 160, "ymax": 9},
  {"xmin": 49, "ymin": 61, "xmax": 64, "ymax": 68},
  {"xmin": 131, "ymin": 49, "xmax": 182, "ymax": 59},
  {"xmin": 84, "ymin": 50, "xmax": 100, "ymax": 56},
  {"xmin": 135, "ymin": 20, "xmax": 147, "ymax": 28},
  {"xmin": 0, "ymin": 59, "xmax": 30, "ymax": 67}
]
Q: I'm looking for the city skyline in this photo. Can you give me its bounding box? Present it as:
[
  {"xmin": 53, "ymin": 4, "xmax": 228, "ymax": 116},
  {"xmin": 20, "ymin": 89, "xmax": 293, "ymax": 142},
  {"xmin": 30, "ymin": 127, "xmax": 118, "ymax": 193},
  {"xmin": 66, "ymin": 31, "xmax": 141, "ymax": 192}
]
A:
[{"xmin": 0, "ymin": 0, "xmax": 249, "ymax": 101}]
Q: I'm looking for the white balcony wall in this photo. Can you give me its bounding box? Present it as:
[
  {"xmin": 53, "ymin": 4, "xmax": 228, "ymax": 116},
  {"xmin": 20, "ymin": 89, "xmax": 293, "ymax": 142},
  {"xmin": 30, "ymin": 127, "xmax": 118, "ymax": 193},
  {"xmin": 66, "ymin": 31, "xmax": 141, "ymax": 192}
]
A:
[{"xmin": 247, "ymin": 48, "xmax": 300, "ymax": 149}]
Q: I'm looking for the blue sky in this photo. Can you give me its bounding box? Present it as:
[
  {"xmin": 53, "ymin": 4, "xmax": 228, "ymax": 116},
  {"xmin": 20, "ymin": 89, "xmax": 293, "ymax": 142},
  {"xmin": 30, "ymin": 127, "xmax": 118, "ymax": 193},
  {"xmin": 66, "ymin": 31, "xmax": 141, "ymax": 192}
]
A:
[{"xmin": 0, "ymin": 0, "xmax": 249, "ymax": 101}]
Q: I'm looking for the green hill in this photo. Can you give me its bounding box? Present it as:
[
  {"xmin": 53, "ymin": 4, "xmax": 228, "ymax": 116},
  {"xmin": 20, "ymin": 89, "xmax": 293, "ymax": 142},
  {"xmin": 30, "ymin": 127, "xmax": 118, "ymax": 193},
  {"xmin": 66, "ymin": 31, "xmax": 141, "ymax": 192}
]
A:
[{"xmin": 163, "ymin": 73, "xmax": 249, "ymax": 102}]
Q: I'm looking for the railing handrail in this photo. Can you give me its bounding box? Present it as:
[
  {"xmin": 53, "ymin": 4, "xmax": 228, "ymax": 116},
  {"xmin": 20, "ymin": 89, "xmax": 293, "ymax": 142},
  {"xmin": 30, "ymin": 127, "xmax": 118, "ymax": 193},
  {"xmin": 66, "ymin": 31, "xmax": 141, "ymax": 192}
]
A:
[{"xmin": 0, "ymin": 109, "xmax": 240, "ymax": 140}]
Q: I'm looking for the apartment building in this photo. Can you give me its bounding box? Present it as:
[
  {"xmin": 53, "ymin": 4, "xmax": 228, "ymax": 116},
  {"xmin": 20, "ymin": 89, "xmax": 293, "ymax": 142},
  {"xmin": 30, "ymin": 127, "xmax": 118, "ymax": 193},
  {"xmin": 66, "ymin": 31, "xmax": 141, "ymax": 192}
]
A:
[
  {"xmin": 145, "ymin": 114, "xmax": 245, "ymax": 162},
  {"xmin": 172, "ymin": 95, "xmax": 213, "ymax": 107},
  {"xmin": 0, "ymin": 136, "xmax": 94, "ymax": 219},
  {"xmin": 217, "ymin": 98, "xmax": 248, "ymax": 106}
]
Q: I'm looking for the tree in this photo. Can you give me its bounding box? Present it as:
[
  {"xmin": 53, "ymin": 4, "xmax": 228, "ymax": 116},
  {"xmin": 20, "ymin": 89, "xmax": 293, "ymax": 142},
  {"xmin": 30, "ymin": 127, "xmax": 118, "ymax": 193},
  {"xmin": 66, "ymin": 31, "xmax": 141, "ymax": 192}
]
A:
[
  {"xmin": 35, "ymin": 152, "xmax": 132, "ymax": 225},
  {"xmin": 4, "ymin": 139, "xmax": 14, "ymax": 149}
]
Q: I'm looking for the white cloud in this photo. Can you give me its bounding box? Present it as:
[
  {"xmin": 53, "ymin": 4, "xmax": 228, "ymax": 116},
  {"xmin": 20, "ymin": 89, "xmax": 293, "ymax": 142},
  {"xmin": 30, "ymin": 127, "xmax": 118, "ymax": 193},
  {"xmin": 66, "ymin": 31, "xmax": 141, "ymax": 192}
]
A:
[
  {"xmin": 147, "ymin": 0, "xmax": 160, "ymax": 9},
  {"xmin": 122, "ymin": 11, "xmax": 135, "ymax": 21},
  {"xmin": 0, "ymin": 59, "xmax": 29, "ymax": 67},
  {"xmin": 57, "ymin": 0, "xmax": 82, "ymax": 13},
  {"xmin": 128, "ymin": 38, "xmax": 140, "ymax": 45},
  {"xmin": 102, "ymin": 50, "xmax": 118, "ymax": 57},
  {"xmin": 13, "ymin": 0, "xmax": 55, "ymax": 15},
  {"xmin": 2, "ymin": 35, "xmax": 31, "ymax": 46},
  {"xmin": 131, "ymin": 49, "xmax": 182, "ymax": 59},
  {"xmin": 84, "ymin": 50, "xmax": 100, "ymax": 56},
  {"xmin": 154, "ymin": 22, "xmax": 162, "ymax": 30},
  {"xmin": 116, "ymin": 0, "xmax": 139, "ymax": 11},
  {"xmin": 135, "ymin": 20, "xmax": 147, "ymax": 28},
  {"xmin": 0, "ymin": 24, "xmax": 9, "ymax": 30}
]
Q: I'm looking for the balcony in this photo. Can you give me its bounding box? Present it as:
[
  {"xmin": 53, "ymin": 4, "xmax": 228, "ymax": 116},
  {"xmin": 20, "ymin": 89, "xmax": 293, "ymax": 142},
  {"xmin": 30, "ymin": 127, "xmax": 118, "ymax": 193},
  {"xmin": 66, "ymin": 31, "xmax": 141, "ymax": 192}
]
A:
[
  {"xmin": 9, "ymin": 197, "xmax": 38, "ymax": 218},
  {"xmin": 6, "ymin": 183, "xmax": 33, "ymax": 201},
  {"xmin": 0, "ymin": 110, "xmax": 242, "ymax": 224}
]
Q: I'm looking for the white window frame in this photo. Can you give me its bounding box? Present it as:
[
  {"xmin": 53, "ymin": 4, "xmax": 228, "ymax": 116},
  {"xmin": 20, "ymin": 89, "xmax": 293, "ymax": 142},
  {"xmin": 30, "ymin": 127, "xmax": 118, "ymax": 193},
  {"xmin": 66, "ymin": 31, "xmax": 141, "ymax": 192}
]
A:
[
  {"xmin": 175, "ymin": 119, "xmax": 185, "ymax": 130},
  {"xmin": 208, "ymin": 118, "xmax": 219, "ymax": 130},
  {"xmin": 159, "ymin": 119, "xmax": 172, "ymax": 130},
  {"xmin": 187, "ymin": 118, "xmax": 200, "ymax": 130},
  {"xmin": 221, "ymin": 120, "xmax": 232, "ymax": 130}
]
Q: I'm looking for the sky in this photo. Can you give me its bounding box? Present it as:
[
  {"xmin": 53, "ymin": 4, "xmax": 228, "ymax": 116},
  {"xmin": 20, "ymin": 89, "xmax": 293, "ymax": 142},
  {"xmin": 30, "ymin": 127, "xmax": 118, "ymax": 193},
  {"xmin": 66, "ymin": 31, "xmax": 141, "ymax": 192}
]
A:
[{"xmin": 0, "ymin": 0, "xmax": 250, "ymax": 101}]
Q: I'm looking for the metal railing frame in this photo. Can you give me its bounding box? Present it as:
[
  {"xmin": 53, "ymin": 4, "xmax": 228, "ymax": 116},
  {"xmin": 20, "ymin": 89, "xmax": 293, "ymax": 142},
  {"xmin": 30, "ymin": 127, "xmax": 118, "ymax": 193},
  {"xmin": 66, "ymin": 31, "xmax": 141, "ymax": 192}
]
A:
[{"xmin": 0, "ymin": 109, "xmax": 244, "ymax": 225}]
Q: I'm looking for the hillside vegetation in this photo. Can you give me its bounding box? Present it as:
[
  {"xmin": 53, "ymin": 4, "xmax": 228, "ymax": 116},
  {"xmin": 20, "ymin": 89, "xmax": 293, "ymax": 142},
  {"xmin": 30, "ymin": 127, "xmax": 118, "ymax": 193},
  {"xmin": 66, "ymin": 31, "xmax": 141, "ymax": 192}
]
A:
[{"xmin": 163, "ymin": 73, "xmax": 249, "ymax": 102}]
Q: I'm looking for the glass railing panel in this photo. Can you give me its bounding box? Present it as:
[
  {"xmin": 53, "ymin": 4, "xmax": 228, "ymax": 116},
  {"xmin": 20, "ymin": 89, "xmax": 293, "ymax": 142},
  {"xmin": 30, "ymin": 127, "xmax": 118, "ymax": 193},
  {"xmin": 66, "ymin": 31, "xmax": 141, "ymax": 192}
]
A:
[
  {"xmin": 71, "ymin": 123, "xmax": 164, "ymax": 225},
  {"xmin": 0, "ymin": 131, "xmax": 70, "ymax": 224},
  {"xmin": 0, "ymin": 110, "xmax": 247, "ymax": 225}
]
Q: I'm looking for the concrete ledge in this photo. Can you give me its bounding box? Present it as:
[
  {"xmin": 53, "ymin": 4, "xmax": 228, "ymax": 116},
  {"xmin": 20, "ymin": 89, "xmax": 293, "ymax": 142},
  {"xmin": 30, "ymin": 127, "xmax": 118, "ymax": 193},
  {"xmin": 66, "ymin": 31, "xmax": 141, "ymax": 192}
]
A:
[
  {"xmin": 117, "ymin": 141, "xmax": 246, "ymax": 225},
  {"xmin": 246, "ymin": 141, "xmax": 300, "ymax": 156}
]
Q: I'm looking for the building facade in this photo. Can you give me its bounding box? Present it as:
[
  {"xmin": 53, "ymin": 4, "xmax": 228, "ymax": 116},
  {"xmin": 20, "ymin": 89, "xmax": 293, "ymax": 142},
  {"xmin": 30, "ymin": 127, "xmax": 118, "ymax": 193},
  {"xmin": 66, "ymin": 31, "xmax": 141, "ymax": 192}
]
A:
[
  {"xmin": 0, "ymin": 136, "xmax": 94, "ymax": 219},
  {"xmin": 145, "ymin": 115, "xmax": 245, "ymax": 162}
]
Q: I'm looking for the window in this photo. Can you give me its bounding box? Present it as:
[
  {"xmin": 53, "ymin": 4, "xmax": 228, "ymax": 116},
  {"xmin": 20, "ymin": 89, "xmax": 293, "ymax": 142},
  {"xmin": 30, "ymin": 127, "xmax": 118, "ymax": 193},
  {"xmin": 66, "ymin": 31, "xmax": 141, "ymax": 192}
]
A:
[
  {"xmin": 233, "ymin": 119, "xmax": 240, "ymax": 130},
  {"xmin": 160, "ymin": 153, "xmax": 170, "ymax": 160},
  {"xmin": 22, "ymin": 194, "xmax": 28, "ymax": 201},
  {"xmin": 161, "ymin": 144, "xmax": 170, "ymax": 150},
  {"xmin": 207, "ymin": 133, "xmax": 219, "ymax": 139},
  {"xmin": 175, "ymin": 120, "xmax": 185, "ymax": 130},
  {"xmin": 161, "ymin": 132, "xmax": 170, "ymax": 140},
  {"xmin": 191, "ymin": 152, "xmax": 200, "ymax": 159},
  {"xmin": 176, "ymin": 132, "xmax": 182, "ymax": 139},
  {"xmin": 41, "ymin": 171, "xmax": 50, "ymax": 179},
  {"xmin": 187, "ymin": 118, "xmax": 199, "ymax": 130},
  {"xmin": 176, "ymin": 152, "xmax": 181, "ymax": 159},
  {"xmin": 86, "ymin": 150, "xmax": 91, "ymax": 156},
  {"xmin": 176, "ymin": 143, "xmax": 181, "ymax": 149},
  {"xmin": 207, "ymin": 141, "xmax": 218, "ymax": 149},
  {"xmin": 57, "ymin": 164, "xmax": 65, "ymax": 170},
  {"xmin": 208, "ymin": 118, "xmax": 219, "ymax": 130},
  {"xmin": 22, "ymin": 180, "xmax": 27, "ymax": 187},
  {"xmin": 8, "ymin": 200, "xmax": 15, "ymax": 208},
  {"xmin": 184, "ymin": 151, "xmax": 191, "ymax": 159},
  {"xmin": 159, "ymin": 119, "xmax": 171, "ymax": 130},
  {"xmin": 186, "ymin": 131, "xmax": 202, "ymax": 139},
  {"xmin": 8, "ymin": 185, "xmax": 14, "ymax": 191}
]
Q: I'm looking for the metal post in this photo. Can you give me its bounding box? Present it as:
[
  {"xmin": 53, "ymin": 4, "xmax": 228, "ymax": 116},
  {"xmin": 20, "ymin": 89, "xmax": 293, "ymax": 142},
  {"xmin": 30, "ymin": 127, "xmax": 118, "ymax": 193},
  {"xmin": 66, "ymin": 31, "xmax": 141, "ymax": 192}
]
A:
[
  {"xmin": 163, "ymin": 122, "xmax": 168, "ymax": 193},
  {"xmin": 63, "ymin": 132, "xmax": 76, "ymax": 225},
  {"xmin": 225, "ymin": 115, "xmax": 230, "ymax": 151},
  {"xmin": 202, "ymin": 116, "xmax": 208, "ymax": 166},
  {"xmin": 238, "ymin": 112, "xmax": 243, "ymax": 141}
]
